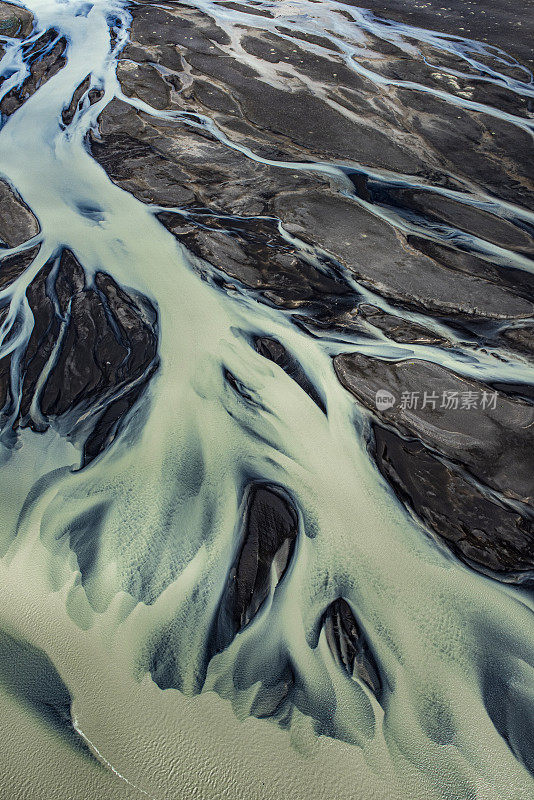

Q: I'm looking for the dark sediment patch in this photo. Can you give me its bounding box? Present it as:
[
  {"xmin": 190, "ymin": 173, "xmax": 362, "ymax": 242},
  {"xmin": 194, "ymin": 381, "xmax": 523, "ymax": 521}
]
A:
[
  {"xmin": 275, "ymin": 190, "xmax": 534, "ymax": 320},
  {"xmin": 1, "ymin": 247, "xmax": 159, "ymax": 464},
  {"xmin": 405, "ymin": 237, "xmax": 534, "ymax": 306},
  {"xmin": 501, "ymin": 325, "xmax": 534, "ymax": 360},
  {"xmin": 373, "ymin": 424, "xmax": 534, "ymax": 578},
  {"xmin": 397, "ymin": 89, "xmax": 534, "ymax": 211},
  {"xmin": 90, "ymin": 1, "xmax": 534, "ymax": 338},
  {"xmin": 0, "ymin": 179, "xmax": 40, "ymax": 247},
  {"xmin": 323, "ymin": 597, "xmax": 381, "ymax": 696},
  {"xmin": 1, "ymin": 28, "xmax": 67, "ymax": 117},
  {"xmin": 0, "ymin": 181, "xmax": 41, "ymax": 413},
  {"xmin": 159, "ymin": 209, "xmax": 351, "ymax": 311},
  {"xmin": 255, "ymin": 336, "xmax": 326, "ymax": 413},
  {"xmin": 334, "ymin": 352, "xmax": 534, "ymax": 506},
  {"xmin": 0, "ymin": 246, "xmax": 40, "ymax": 289},
  {"xmin": 387, "ymin": 189, "xmax": 534, "ymax": 257},
  {"xmin": 0, "ymin": 308, "xmax": 10, "ymax": 410},
  {"xmin": 61, "ymin": 75, "xmax": 90, "ymax": 126},
  {"xmin": 214, "ymin": 483, "xmax": 298, "ymax": 648},
  {"xmin": 88, "ymin": 0, "xmax": 534, "ymax": 586},
  {"xmin": 149, "ymin": 483, "xmax": 299, "ymax": 700},
  {"xmin": 364, "ymin": 0, "xmax": 534, "ymax": 73},
  {"xmin": 0, "ymin": 1, "xmax": 33, "ymax": 40},
  {"xmin": 335, "ymin": 352, "xmax": 534, "ymax": 579},
  {"xmin": 343, "ymin": 304, "xmax": 449, "ymax": 346}
]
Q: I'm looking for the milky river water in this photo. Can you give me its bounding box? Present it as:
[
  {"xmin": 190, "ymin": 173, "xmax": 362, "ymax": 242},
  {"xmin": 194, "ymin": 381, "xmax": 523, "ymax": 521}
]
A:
[{"xmin": 0, "ymin": 1, "xmax": 533, "ymax": 798}]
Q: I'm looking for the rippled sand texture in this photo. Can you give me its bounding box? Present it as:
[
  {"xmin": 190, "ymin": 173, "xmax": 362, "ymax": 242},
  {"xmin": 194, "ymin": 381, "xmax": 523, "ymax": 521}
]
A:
[{"xmin": 0, "ymin": 0, "xmax": 533, "ymax": 798}]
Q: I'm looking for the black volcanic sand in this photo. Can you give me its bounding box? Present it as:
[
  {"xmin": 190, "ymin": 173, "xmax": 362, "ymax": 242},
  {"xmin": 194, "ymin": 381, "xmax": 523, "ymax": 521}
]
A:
[
  {"xmin": 0, "ymin": 1, "xmax": 33, "ymax": 42},
  {"xmin": 1, "ymin": 29, "xmax": 67, "ymax": 117},
  {"xmin": 365, "ymin": 0, "xmax": 534, "ymax": 73},
  {"xmin": 335, "ymin": 353, "xmax": 534, "ymax": 578},
  {"xmin": 0, "ymin": 236, "xmax": 159, "ymax": 464},
  {"xmin": 1, "ymin": 0, "xmax": 534, "ymax": 582}
]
